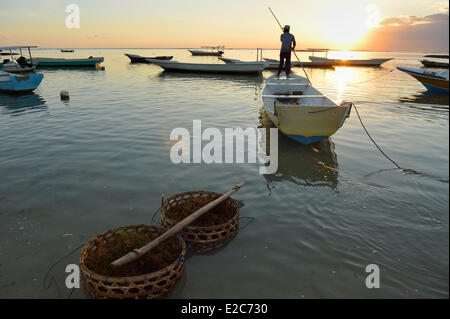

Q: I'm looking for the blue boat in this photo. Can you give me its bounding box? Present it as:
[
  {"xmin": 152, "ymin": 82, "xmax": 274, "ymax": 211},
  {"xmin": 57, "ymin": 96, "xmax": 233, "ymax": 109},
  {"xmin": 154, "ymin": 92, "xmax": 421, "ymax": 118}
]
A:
[
  {"xmin": 0, "ymin": 70, "xmax": 43, "ymax": 93},
  {"xmin": 397, "ymin": 66, "xmax": 449, "ymax": 93}
]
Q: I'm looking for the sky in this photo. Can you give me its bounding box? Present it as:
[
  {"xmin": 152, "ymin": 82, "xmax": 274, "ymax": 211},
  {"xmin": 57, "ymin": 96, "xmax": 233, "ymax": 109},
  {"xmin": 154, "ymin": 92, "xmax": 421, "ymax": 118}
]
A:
[{"xmin": 0, "ymin": 0, "xmax": 448, "ymax": 51}]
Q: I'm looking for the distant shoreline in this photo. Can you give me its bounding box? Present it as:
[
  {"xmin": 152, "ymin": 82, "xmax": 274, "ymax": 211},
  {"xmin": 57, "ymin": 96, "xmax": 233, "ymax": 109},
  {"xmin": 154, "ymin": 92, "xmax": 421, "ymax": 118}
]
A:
[{"xmin": 26, "ymin": 48, "xmax": 450, "ymax": 54}]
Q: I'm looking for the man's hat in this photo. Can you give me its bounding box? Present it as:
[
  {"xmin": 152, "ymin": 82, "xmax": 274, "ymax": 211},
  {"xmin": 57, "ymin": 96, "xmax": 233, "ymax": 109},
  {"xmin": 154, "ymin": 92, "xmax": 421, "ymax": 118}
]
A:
[{"xmin": 284, "ymin": 25, "xmax": 290, "ymax": 32}]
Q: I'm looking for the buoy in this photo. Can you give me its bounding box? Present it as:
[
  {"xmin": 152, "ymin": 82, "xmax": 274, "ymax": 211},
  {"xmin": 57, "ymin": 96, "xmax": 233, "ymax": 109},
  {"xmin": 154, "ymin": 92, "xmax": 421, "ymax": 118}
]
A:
[
  {"xmin": 60, "ymin": 90, "xmax": 70, "ymax": 100},
  {"xmin": 95, "ymin": 63, "xmax": 105, "ymax": 71}
]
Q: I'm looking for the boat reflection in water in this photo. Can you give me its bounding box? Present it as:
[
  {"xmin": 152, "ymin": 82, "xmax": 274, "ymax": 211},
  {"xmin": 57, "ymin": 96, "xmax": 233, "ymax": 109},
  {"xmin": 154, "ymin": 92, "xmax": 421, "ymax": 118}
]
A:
[
  {"xmin": 0, "ymin": 92, "xmax": 47, "ymax": 116},
  {"xmin": 259, "ymin": 108, "xmax": 339, "ymax": 190},
  {"xmin": 156, "ymin": 69, "xmax": 264, "ymax": 85},
  {"xmin": 399, "ymin": 91, "xmax": 449, "ymax": 107}
]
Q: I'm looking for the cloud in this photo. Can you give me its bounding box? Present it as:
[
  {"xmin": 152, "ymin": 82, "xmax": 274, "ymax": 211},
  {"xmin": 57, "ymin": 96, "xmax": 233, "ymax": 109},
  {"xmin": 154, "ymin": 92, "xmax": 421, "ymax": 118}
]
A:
[
  {"xmin": 379, "ymin": 11, "xmax": 449, "ymax": 27},
  {"xmin": 360, "ymin": 10, "xmax": 449, "ymax": 51}
]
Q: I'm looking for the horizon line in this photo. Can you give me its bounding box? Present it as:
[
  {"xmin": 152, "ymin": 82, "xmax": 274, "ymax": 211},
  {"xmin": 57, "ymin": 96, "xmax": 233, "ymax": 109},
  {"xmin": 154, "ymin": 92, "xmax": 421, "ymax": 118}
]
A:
[{"xmin": 20, "ymin": 47, "xmax": 450, "ymax": 53}]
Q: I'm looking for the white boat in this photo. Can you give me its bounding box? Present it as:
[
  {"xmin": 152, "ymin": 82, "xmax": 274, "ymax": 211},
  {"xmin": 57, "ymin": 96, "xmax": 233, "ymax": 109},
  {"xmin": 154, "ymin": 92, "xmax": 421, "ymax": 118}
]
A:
[
  {"xmin": 146, "ymin": 58, "xmax": 269, "ymax": 74},
  {"xmin": 397, "ymin": 66, "xmax": 449, "ymax": 93},
  {"xmin": 189, "ymin": 46, "xmax": 225, "ymax": 56},
  {"xmin": 220, "ymin": 56, "xmax": 333, "ymax": 69},
  {"xmin": 32, "ymin": 57, "xmax": 104, "ymax": 67},
  {"xmin": 0, "ymin": 70, "xmax": 43, "ymax": 93},
  {"xmin": 262, "ymin": 58, "xmax": 334, "ymax": 69},
  {"xmin": 0, "ymin": 45, "xmax": 38, "ymax": 73},
  {"xmin": 309, "ymin": 56, "xmax": 393, "ymax": 67},
  {"xmin": 262, "ymin": 73, "xmax": 352, "ymax": 144}
]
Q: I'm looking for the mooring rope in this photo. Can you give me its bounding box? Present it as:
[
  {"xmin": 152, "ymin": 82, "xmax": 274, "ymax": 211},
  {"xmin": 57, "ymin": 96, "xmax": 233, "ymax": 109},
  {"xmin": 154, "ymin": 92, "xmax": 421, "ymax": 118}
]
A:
[
  {"xmin": 352, "ymin": 103, "xmax": 401, "ymax": 170},
  {"xmin": 151, "ymin": 207, "xmax": 161, "ymax": 225},
  {"xmin": 352, "ymin": 103, "xmax": 449, "ymax": 183},
  {"xmin": 238, "ymin": 216, "xmax": 255, "ymax": 231},
  {"xmin": 43, "ymin": 242, "xmax": 86, "ymax": 299}
]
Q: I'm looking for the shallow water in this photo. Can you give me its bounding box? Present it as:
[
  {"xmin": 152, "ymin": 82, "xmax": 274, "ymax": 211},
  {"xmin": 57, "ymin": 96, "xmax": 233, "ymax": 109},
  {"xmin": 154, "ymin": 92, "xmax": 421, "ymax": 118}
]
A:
[{"xmin": 0, "ymin": 49, "xmax": 448, "ymax": 298}]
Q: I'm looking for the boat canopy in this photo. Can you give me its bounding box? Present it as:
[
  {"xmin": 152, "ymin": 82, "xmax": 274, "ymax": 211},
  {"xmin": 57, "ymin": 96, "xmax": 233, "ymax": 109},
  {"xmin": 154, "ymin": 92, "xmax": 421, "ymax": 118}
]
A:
[{"xmin": 0, "ymin": 46, "xmax": 37, "ymax": 66}]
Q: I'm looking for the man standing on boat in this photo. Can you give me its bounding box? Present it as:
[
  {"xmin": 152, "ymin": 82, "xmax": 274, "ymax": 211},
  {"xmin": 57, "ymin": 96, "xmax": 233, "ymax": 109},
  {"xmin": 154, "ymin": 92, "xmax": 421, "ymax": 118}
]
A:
[{"xmin": 277, "ymin": 25, "xmax": 296, "ymax": 78}]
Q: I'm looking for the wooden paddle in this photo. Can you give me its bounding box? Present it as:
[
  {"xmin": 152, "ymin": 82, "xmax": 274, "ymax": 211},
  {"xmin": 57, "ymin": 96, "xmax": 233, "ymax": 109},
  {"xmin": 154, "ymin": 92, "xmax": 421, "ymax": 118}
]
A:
[{"xmin": 110, "ymin": 182, "xmax": 245, "ymax": 268}]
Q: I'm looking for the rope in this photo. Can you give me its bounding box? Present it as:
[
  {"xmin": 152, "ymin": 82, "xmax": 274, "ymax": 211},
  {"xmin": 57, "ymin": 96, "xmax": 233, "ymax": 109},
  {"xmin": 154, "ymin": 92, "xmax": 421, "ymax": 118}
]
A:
[
  {"xmin": 352, "ymin": 103, "xmax": 448, "ymax": 184},
  {"xmin": 43, "ymin": 242, "xmax": 86, "ymax": 299},
  {"xmin": 238, "ymin": 216, "xmax": 255, "ymax": 231},
  {"xmin": 352, "ymin": 103, "xmax": 401, "ymax": 169},
  {"xmin": 151, "ymin": 207, "xmax": 161, "ymax": 225}
]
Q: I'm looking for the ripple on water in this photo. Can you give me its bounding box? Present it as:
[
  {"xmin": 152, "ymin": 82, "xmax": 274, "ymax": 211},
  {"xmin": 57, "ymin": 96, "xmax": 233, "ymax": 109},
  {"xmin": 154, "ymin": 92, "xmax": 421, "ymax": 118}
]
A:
[{"xmin": 0, "ymin": 49, "xmax": 448, "ymax": 298}]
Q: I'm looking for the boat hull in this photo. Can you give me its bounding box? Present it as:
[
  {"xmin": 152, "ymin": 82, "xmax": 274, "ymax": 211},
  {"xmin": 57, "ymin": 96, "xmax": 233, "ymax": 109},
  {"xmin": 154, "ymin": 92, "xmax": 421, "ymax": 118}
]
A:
[
  {"xmin": 189, "ymin": 50, "xmax": 224, "ymax": 56},
  {"xmin": 309, "ymin": 56, "xmax": 393, "ymax": 67},
  {"xmin": 420, "ymin": 60, "xmax": 449, "ymax": 69},
  {"xmin": 264, "ymin": 105, "xmax": 350, "ymax": 144},
  {"xmin": 263, "ymin": 58, "xmax": 334, "ymax": 69},
  {"xmin": 0, "ymin": 72, "xmax": 43, "ymax": 93},
  {"xmin": 1, "ymin": 62, "xmax": 36, "ymax": 73},
  {"xmin": 33, "ymin": 57, "xmax": 104, "ymax": 67},
  {"xmin": 397, "ymin": 66, "xmax": 449, "ymax": 93},
  {"xmin": 262, "ymin": 74, "xmax": 351, "ymax": 145},
  {"xmin": 147, "ymin": 59, "xmax": 268, "ymax": 74},
  {"xmin": 125, "ymin": 54, "xmax": 173, "ymax": 63}
]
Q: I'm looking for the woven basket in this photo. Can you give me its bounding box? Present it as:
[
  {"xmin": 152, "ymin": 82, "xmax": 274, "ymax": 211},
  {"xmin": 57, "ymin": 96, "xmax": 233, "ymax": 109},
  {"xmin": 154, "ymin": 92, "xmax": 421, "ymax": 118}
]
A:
[
  {"xmin": 80, "ymin": 225, "xmax": 186, "ymax": 299},
  {"xmin": 161, "ymin": 191, "xmax": 239, "ymax": 249}
]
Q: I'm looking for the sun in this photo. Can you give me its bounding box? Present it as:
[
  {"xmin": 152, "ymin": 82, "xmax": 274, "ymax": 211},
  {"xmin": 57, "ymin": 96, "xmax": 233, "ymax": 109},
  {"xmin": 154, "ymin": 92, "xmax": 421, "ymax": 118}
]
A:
[{"xmin": 315, "ymin": 3, "xmax": 374, "ymax": 49}]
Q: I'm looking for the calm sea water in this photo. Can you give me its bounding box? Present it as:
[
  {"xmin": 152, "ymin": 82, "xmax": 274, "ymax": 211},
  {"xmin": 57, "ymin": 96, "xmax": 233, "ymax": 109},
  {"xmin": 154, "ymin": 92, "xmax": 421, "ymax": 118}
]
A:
[{"xmin": 0, "ymin": 49, "xmax": 448, "ymax": 299}]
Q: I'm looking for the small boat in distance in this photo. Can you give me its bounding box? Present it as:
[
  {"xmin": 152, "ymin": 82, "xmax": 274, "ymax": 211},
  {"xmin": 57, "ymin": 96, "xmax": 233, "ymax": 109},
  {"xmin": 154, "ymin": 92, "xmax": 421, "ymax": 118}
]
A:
[
  {"xmin": 309, "ymin": 55, "xmax": 393, "ymax": 67},
  {"xmin": 262, "ymin": 73, "xmax": 352, "ymax": 144},
  {"xmin": 32, "ymin": 57, "xmax": 104, "ymax": 67},
  {"xmin": 189, "ymin": 46, "xmax": 225, "ymax": 56},
  {"xmin": 61, "ymin": 49, "xmax": 75, "ymax": 53},
  {"xmin": 0, "ymin": 70, "xmax": 43, "ymax": 93},
  {"xmin": 397, "ymin": 66, "xmax": 449, "ymax": 93},
  {"xmin": 124, "ymin": 54, "xmax": 173, "ymax": 63},
  {"xmin": 420, "ymin": 60, "xmax": 449, "ymax": 69},
  {"xmin": 146, "ymin": 58, "xmax": 268, "ymax": 74}
]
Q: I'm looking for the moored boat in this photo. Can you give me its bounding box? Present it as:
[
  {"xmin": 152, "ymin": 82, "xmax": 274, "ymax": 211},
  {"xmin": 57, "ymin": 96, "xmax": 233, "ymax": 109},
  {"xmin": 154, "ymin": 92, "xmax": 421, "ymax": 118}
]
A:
[
  {"xmin": 125, "ymin": 54, "xmax": 173, "ymax": 63},
  {"xmin": 262, "ymin": 58, "xmax": 334, "ymax": 69},
  {"xmin": 189, "ymin": 46, "xmax": 225, "ymax": 56},
  {"xmin": 424, "ymin": 54, "xmax": 449, "ymax": 59},
  {"xmin": 397, "ymin": 66, "xmax": 449, "ymax": 93},
  {"xmin": 0, "ymin": 70, "xmax": 43, "ymax": 93},
  {"xmin": 0, "ymin": 46, "xmax": 38, "ymax": 73},
  {"xmin": 262, "ymin": 73, "xmax": 352, "ymax": 144},
  {"xmin": 309, "ymin": 56, "xmax": 394, "ymax": 67},
  {"xmin": 147, "ymin": 58, "xmax": 269, "ymax": 74},
  {"xmin": 33, "ymin": 57, "xmax": 104, "ymax": 67},
  {"xmin": 420, "ymin": 60, "xmax": 449, "ymax": 69},
  {"xmin": 1, "ymin": 59, "xmax": 37, "ymax": 73},
  {"xmin": 61, "ymin": 49, "xmax": 75, "ymax": 53}
]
